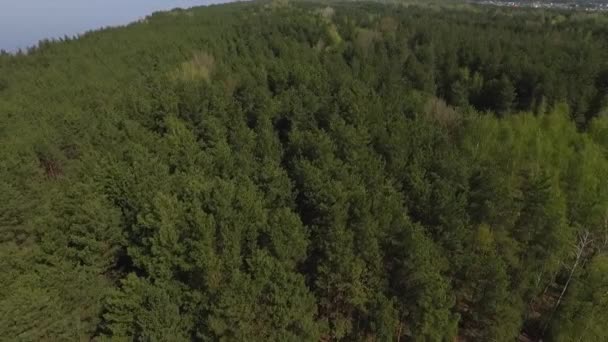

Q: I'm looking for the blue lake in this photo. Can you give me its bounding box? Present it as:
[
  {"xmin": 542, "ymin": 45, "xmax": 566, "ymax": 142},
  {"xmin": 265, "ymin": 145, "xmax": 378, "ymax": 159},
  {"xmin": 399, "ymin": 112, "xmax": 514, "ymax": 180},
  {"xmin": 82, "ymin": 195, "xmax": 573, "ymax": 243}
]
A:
[{"xmin": 0, "ymin": 0, "xmax": 232, "ymax": 52}]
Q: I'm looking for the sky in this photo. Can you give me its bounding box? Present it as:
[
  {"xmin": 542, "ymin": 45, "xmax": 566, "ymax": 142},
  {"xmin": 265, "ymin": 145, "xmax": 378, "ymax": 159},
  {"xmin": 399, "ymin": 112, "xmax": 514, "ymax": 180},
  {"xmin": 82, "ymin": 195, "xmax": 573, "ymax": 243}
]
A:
[{"xmin": 0, "ymin": 0, "xmax": 232, "ymax": 52}]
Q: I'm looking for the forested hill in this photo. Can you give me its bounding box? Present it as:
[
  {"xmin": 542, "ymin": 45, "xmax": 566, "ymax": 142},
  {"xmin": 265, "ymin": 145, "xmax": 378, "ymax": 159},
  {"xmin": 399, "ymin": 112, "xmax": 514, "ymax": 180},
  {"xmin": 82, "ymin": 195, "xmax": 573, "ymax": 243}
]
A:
[{"xmin": 1, "ymin": 1, "xmax": 608, "ymax": 340}]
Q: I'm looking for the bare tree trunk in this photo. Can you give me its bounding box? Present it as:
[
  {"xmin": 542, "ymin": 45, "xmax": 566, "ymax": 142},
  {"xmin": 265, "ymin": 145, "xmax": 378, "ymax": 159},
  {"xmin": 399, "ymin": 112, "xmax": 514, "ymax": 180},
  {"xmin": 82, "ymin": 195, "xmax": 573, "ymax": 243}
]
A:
[
  {"xmin": 524, "ymin": 267, "xmax": 545, "ymax": 321},
  {"xmin": 541, "ymin": 230, "xmax": 592, "ymax": 336},
  {"xmin": 396, "ymin": 321, "xmax": 403, "ymax": 342}
]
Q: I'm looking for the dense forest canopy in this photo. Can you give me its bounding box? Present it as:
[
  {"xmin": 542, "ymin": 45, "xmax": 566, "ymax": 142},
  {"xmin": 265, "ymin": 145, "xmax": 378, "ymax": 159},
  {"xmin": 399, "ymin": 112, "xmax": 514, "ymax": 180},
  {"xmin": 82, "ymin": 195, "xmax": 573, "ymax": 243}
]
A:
[{"xmin": 1, "ymin": 1, "xmax": 608, "ymax": 340}]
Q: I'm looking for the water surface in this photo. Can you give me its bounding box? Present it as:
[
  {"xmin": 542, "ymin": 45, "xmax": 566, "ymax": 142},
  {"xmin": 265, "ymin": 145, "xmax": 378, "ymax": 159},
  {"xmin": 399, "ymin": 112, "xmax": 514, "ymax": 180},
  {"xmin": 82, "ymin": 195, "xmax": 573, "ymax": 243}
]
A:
[{"xmin": 0, "ymin": 0, "xmax": 231, "ymax": 52}]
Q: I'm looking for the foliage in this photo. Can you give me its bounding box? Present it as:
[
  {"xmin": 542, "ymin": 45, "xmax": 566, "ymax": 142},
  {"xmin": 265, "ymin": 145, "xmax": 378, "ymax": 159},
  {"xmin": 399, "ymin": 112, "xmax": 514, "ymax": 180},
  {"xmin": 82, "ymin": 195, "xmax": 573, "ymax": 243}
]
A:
[{"xmin": 1, "ymin": 1, "xmax": 608, "ymax": 340}]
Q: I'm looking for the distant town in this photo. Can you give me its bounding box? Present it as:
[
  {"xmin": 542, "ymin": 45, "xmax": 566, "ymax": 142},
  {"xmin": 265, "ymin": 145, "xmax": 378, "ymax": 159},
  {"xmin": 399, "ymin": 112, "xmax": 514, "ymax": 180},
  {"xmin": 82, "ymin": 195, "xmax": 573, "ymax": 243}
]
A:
[{"xmin": 469, "ymin": 0, "xmax": 608, "ymax": 11}]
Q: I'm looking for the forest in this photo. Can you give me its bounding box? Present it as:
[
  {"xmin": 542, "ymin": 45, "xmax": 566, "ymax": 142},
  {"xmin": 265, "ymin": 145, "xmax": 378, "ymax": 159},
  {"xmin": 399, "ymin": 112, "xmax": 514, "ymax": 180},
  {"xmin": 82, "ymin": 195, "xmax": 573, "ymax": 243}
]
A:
[{"xmin": 1, "ymin": 0, "xmax": 608, "ymax": 340}]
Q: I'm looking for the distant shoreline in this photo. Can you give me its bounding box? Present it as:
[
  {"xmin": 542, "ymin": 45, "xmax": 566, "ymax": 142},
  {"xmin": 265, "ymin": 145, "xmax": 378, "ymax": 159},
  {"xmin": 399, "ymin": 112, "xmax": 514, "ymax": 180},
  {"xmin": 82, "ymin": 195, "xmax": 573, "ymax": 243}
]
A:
[{"xmin": 468, "ymin": 0, "xmax": 608, "ymax": 12}]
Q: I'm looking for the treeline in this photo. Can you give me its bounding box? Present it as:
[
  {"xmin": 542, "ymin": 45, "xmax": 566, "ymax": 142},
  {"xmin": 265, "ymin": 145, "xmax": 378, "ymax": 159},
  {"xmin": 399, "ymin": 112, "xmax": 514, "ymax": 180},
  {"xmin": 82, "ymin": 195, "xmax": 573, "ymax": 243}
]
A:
[{"xmin": 1, "ymin": 1, "xmax": 608, "ymax": 340}]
